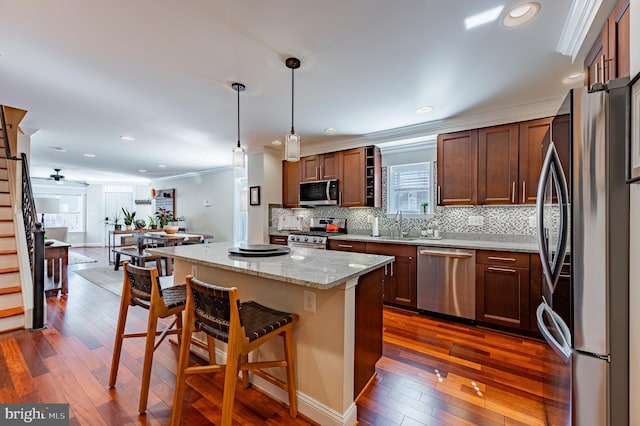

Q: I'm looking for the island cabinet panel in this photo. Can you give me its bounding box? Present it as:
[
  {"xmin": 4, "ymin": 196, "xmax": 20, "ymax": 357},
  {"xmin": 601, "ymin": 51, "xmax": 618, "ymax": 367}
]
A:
[
  {"xmin": 477, "ymin": 123, "xmax": 519, "ymax": 204},
  {"xmin": 354, "ymin": 267, "xmax": 384, "ymax": 399},
  {"xmin": 300, "ymin": 152, "xmax": 340, "ymax": 182},
  {"xmin": 437, "ymin": 130, "xmax": 478, "ymax": 205},
  {"xmin": 282, "ymin": 160, "xmax": 300, "ymax": 208},
  {"xmin": 269, "ymin": 235, "xmax": 288, "ymax": 246},
  {"xmin": 366, "ymin": 242, "xmax": 417, "ymax": 308},
  {"xmin": 328, "ymin": 239, "xmax": 367, "ymax": 252},
  {"xmin": 340, "ymin": 148, "xmax": 367, "ymax": 207},
  {"xmin": 476, "ymin": 250, "xmax": 530, "ymax": 331}
]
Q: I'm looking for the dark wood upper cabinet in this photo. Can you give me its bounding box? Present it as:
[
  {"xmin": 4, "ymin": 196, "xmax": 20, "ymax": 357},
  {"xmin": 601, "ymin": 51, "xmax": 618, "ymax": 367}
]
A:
[
  {"xmin": 584, "ymin": 0, "xmax": 630, "ymax": 86},
  {"xmin": 340, "ymin": 148, "xmax": 367, "ymax": 207},
  {"xmin": 282, "ymin": 160, "xmax": 300, "ymax": 208},
  {"xmin": 437, "ymin": 130, "xmax": 478, "ymax": 205},
  {"xmin": 477, "ymin": 123, "xmax": 519, "ymax": 205},
  {"xmin": 300, "ymin": 153, "xmax": 339, "ymax": 182},
  {"xmin": 519, "ymin": 118, "xmax": 552, "ymax": 204}
]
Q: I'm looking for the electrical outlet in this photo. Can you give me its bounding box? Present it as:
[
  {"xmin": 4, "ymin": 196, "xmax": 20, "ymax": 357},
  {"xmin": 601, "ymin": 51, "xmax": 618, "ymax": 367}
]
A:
[
  {"xmin": 303, "ymin": 291, "xmax": 316, "ymax": 313},
  {"xmin": 529, "ymin": 216, "xmax": 537, "ymax": 228},
  {"xmin": 191, "ymin": 265, "xmax": 197, "ymax": 277},
  {"xmin": 468, "ymin": 216, "xmax": 484, "ymax": 226}
]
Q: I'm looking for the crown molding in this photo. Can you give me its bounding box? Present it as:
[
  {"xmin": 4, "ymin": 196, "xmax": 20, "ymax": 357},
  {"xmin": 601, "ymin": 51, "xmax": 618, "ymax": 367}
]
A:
[
  {"xmin": 557, "ymin": 0, "xmax": 603, "ymax": 60},
  {"xmin": 301, "ymin": 96, "xmax": 564, "ymax": 156}
]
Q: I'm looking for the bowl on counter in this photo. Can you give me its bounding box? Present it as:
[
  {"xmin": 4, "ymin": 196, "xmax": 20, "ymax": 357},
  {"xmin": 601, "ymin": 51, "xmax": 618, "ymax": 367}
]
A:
[{"xmin": 163, "ymin": 225, "xmax": 179, "ymax": 234}]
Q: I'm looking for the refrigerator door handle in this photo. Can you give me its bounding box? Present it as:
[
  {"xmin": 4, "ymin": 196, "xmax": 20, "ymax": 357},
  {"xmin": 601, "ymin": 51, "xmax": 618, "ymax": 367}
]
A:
[
  {"xmin": 536, "ymin": 299, "xmax": 572, "ymax": 363},
  {"xmin": 536, "ymin": 142, "xmax": 569, "ymax": 295}
]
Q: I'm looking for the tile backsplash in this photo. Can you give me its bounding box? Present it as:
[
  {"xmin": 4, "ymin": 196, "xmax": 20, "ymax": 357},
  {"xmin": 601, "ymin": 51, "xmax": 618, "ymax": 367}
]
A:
[{"xmin": 273, "ymin": 166, "xmax": 538, "ymax": 238}]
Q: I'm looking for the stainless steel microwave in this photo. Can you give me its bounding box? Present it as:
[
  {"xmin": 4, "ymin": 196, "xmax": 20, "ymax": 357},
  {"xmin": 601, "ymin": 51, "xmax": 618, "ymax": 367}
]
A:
[{"xmin": 299, "ymin": 179, "xmax": 339, "ymax": 206}]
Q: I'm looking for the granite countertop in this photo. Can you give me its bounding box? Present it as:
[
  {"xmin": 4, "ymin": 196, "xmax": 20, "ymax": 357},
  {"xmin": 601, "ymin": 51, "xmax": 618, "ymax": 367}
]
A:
[
  {"xmin": 270, "ymin": 228, "xmax": 539, "ymax": 253},
  {"xmin": 147, "ymin": 242, "xmax": 394, "ymax": 290},
  {"xmin": 328, "ymin": 234, "xmax": 539, "ymax": 253}
]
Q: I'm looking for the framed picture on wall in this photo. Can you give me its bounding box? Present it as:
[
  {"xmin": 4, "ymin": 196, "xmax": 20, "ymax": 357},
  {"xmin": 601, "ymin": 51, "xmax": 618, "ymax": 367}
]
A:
[
  {"xmin": 249, "ymin": 186, "xmax": 260, "ymax": 206},
  {"xmin": 627, "ymin": 71, "xmax": 640, "ymax": 183}
]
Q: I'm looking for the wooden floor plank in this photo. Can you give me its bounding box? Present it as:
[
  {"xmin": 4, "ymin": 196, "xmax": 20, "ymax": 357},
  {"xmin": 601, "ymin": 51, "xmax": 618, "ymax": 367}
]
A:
[{"xmin": 0, "ymin": 247, "xmax": 563, "ymax": 425}]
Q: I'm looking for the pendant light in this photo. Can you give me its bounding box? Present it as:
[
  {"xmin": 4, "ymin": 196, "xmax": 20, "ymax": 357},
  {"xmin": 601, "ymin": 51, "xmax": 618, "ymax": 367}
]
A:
[
  {"xmin": 232, "ymin": 82, "xmax": 246, "ymax": 169},
  {"xmin": 284, "ymin": 57, "xmax": 301, "ymax": 162}
]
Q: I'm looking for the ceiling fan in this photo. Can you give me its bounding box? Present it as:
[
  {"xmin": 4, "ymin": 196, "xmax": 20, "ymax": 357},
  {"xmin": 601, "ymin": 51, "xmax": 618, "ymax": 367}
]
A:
[{"xmin": 49, "ymin": 168, "xmax": 65, "ymax": 182}]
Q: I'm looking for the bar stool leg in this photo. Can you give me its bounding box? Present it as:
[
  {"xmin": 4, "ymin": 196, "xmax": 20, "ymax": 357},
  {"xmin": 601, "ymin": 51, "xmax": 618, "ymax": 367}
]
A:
[
  {"xmin": 109, "ymin": 284, "xmax": 130, "ymax": 387},
  {"xmin": 283, "ymin": 327, "xmax": 298, "ymax": 417},
  {"xmin": 139, "ymin": 313, "xmax": 159, "ymax": 413},
  {"xmin": 171, "ymin": 309, "xmax": 195, "ymax": 426},
  {"xmin": 221, "ymin": 348, "xmax": 240, "ymax": 426}
]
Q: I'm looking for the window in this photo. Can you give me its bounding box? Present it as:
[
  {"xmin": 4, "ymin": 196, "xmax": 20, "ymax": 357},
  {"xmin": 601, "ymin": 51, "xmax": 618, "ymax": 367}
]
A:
[
  {"xmin": 388, "ymin": 162, "xmax": 432, "ymax": 215},
  {"xmin": 34, "ymin": 194, "xmax": 85, "ymax": 232}
]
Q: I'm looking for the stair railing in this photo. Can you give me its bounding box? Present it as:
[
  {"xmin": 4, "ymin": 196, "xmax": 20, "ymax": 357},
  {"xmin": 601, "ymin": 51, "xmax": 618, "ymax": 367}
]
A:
[{"xmin": 0, "ymin": 105, "xmax": 45, "ymax": 329}]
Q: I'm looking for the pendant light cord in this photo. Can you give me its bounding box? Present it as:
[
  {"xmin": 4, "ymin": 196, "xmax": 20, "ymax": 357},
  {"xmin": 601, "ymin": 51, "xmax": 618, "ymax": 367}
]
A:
[
  {"xmin": 237, "ymin": 84, "xmax": 241, "ymax": 148},
  {"xmin": 291, "ymin": 66, "xmax": 295, "ymax": 134}
]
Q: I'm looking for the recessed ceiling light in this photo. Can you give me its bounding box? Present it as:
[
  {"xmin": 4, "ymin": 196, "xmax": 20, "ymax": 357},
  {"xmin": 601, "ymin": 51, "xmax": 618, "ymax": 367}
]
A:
[
  {"xmin": 138, "ymin": 169, "xmax": 147, "ymax": 173},
  {"xmin": 324, "ymin": 128, "xmax": 337, "ymax": 134},
  {"xmin": 50, "ymin": 146, "xmax": 67, "ymax": 152},
  {"xmin": 502, "ymin": 2, "xmax": 541, "ymax": 27},
  {"xmin": 464, "ymin": 6, "xmax": 505, "ymax": 29},
  {"xmin": 416, "ymin": 106, "xmax": 434, "ymax": 114},
  {"xmin": 120, "ymin": 135, "xmax": 135, "ymax": 141},
  {"xmin": 562, "ymin": 72, "xmax": 584, "ymax": 84},
  {"xmin": 272, "ymin": 140, "xmax": 282, "ymax": 145},
  {"xmin": 157, "ymin": 164, "xmax": 167, "ymax": 168},
  {"xmin": 83, "ymin": 153, "xmax": 96, "ymax": 158}
]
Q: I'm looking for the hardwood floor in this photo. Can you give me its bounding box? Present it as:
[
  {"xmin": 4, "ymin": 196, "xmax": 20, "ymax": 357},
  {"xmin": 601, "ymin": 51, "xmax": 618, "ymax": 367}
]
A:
[{"xmin": 0, "ymin": 246, "xmax": 562, "ymax": 425}]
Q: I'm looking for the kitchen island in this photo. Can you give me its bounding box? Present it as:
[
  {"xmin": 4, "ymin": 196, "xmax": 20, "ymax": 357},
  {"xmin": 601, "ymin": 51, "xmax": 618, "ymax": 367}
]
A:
[{"xmin": 147, "ymin": 242, "xmax": 393, "ymax": 426}]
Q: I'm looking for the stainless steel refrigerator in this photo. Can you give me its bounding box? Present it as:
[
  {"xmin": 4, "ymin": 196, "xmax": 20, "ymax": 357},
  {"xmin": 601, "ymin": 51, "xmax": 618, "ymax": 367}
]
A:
[{"xmin": 536, "ymin": 77, "xmax": 630, "ymax": 426}]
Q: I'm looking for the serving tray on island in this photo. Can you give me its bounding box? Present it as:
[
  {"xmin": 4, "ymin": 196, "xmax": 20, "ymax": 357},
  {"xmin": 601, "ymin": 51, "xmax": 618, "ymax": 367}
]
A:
[{"xmin": 228, "ymin": 244, "xmax": 291, "ymax": 257}]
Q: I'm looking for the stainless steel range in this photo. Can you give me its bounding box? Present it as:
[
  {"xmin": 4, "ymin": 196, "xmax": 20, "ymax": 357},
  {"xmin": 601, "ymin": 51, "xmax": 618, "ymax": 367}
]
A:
[{"xmin": 287, "ymin": 218, "xmax": 347, "ymax": 249}]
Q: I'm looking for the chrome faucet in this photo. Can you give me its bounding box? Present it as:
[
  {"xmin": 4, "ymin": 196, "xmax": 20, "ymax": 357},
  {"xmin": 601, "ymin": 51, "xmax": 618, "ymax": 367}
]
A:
[{"xmin": 395, "ymin": 210, "xmax": 404, "ymax": 239}]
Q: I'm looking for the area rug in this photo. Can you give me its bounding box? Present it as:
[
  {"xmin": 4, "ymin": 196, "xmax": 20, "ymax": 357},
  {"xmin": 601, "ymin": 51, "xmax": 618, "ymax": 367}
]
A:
[
  {"xmin": 73, "ymin": 266, "xmax": 174, "ymax": 297},
  {"xmin": 68, "ymin": 251, "xmax": 98, "ymax": 265}
]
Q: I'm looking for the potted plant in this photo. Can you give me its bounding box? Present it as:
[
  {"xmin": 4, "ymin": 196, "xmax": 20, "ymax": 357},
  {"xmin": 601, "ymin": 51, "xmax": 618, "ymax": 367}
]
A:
[
  {"xmin": 147, "ymin": 215, "xmax": 157, "ymax": 230},
  {"xmin": 134, "ymin": 219, "xmax": 146, "ymax": 230},
  {"xmin": 106, "ymin": 213, "xmax": 123, "ymax": 230},
  {"xmin": 421, "ymin": 201, "xmax": 429, "ymax": 214},
  {"xmin": 155, "ymin": 207, "xmax": 173, "ymax": 229},
  {"xmin": 121, "ymin": 207, "xmax": 136, "ymax": 230}
]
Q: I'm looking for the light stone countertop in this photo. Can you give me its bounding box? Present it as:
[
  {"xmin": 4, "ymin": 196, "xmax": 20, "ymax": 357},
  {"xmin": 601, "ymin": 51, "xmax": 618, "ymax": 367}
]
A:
[
  {"xmin": 270, "ymin": 229, "xmax": 539, "ymax": 253},
  {"xmin": 327, "ymin": 234, "xmax": 539, "ymax": 253},
  {"xmin": 146, "ymin": 241, "xmax": 394, "ymax": 290}
]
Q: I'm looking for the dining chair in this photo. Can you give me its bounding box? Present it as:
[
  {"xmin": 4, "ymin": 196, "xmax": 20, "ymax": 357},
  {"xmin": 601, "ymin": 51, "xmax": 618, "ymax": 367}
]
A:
[
  {"xmin": 109, "ymin": 261, "xmax": 186, "ymax": 413},
  {"xmin": 171, "ymin": 275, "xmax": 298, "ymax": 426}
]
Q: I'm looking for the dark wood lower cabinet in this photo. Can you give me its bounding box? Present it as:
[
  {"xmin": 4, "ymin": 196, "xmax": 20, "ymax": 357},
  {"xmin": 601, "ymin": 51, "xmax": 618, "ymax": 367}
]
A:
[
  {"xmin": 475, "ymin": 251, "xmax": 530, "ymax": 331},
  {"xmin": 365, "ymin": 243, "xmax": 416, "ymax": 309},
  {"xmin": 269, "ymin": 235, "xmax": 288, "ymax": 245}
]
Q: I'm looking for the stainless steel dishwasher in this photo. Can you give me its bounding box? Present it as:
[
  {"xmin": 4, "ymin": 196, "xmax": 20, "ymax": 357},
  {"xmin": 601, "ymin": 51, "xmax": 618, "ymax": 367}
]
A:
[{"xmin": 417, "ymin": 247, "xmax": 476, "ymax": 320}]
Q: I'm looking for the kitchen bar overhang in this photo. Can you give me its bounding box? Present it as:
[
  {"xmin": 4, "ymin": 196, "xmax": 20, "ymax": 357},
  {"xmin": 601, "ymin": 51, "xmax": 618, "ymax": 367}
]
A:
[{"xmin": 147, "ymin": 242, "xmax": 393, "ymax": 426}]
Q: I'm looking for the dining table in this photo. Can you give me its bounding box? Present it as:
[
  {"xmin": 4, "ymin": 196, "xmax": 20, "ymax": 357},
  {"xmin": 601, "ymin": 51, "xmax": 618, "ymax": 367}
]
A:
[{"xmin": 44, "ymin": 239, "xmax": 71, "ymax": 296}]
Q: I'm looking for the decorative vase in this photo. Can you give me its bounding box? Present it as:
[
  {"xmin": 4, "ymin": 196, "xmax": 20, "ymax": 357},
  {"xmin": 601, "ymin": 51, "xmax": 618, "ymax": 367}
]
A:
[{"xmin": 114, "ymin": 225, "xmax": 122, "ymax": 231}]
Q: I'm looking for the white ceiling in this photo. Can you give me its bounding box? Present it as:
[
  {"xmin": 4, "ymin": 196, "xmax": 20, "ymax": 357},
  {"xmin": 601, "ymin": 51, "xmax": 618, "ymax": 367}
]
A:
[{"xmin": 0, "ymin": 1, "xmax": 605, "ymax": 183}]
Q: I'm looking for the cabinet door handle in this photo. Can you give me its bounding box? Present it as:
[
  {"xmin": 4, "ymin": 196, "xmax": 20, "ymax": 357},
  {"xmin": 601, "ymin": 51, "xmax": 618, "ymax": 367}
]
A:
[
  {"xmin": 338, "ymin": 244, "xmax": 353, "ymax": 248},
  {"xmin": 437, "ymin": 185, "xmax": 441, "ymax": 204},
  {"xmin": 274, "ymin": 238, "xmax": 286, "ymax": 242},
  {"xmin": 319, "ymin": 165, "xmax": 323, "ymax": 178},
  {"xmin": 390, "ymin": 261, "xmax": 394, "ymax": 276},
  {"xmin": 315, "ymin": 166, "xmax": 319, "ymax": 180},
  {"xmin": 488, "ymin": 266, "xmax": 517, "ymax": 273},
  {"xmin": 512, "ymin": 182, "xmax": 516, "ymax": 203},
  {"xmin": 522, "ymin": 181, "xmax": 526, "ymax": 203},
  {"xmin": 339, "ymin": 191, "xmax": 342, "ymax": 206},
  {"xmin": 487, "ymin": 256, "xmax": 516, "ymax": 262}
]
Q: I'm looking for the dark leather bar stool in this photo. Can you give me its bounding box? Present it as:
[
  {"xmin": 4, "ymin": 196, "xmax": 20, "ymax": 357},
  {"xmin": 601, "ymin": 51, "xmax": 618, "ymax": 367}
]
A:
[
  {"xmin": 109, "ymin": 261, "xmax": 186, "ymax": 413},
  {"xmin": 171, "ymin": 275, "xmax": 298, "ymax": 426}
]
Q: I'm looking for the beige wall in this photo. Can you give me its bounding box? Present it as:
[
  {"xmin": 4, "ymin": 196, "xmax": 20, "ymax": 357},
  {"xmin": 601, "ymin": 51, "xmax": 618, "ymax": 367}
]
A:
[{"xmin": 629, "ymin": 1, "xmax": 639, "ymax": 423}]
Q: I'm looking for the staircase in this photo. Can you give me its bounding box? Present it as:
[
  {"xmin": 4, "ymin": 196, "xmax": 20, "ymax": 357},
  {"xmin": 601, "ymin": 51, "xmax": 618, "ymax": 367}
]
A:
[
  {"xmin": 0, "ymin": 134, "xmax": 23, "ymax": 331},
  {"xmin": 0, "ymin": 106, "xmax": 29, "ymax": 332}
]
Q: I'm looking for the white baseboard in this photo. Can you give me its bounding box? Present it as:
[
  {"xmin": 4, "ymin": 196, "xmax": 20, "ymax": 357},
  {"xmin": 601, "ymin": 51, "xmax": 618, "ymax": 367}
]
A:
[{"xmin": 190, "ymin": 344, "xmax": 358, "ymax": 426}]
